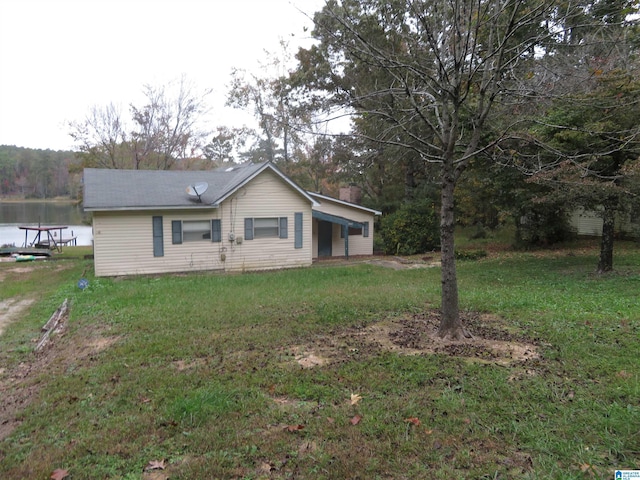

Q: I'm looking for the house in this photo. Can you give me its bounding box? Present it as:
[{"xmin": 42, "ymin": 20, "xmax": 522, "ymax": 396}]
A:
[
  {"xmin": 570, "ymin": 207, "xmax": 639, "ymax": 238},
  {"xmin": 83, "ymin": 162, "xmax": 381, "ymax": 277}
]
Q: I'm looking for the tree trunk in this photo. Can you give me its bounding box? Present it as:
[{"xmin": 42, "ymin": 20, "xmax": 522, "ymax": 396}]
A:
[
  {"xmin": 597, "ymin": 201, "xmax": 615, "ymax": 274},
  {"xmin": 404, "ymin": 160, "xmax": 416, "ymax": 202},
  {"xmin": 438, "ymin": 166, "xmax": 469, "ymax": 339}
]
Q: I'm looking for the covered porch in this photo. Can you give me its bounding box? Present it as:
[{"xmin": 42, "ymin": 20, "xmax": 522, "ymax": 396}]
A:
[{"xmin": 312, "ymin": 210, "xmax": 366, "ymax": 259}]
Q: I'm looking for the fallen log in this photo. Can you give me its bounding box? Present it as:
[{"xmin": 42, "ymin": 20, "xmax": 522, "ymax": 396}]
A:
[{"xmin": 35, "ymin": 298, "xmax": 69, "ymax": 352}]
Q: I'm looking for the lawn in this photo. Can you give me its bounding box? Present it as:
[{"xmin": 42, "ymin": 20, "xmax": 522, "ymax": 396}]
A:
[{"xmin": 0, "ymin": 242, "xmax": 638, "ymax": 479}]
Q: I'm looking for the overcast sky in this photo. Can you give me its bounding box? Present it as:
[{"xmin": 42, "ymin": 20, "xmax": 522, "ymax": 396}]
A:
[{"xmin": 0, "ymin": 0, "xmax": 325, "ymax": 151}]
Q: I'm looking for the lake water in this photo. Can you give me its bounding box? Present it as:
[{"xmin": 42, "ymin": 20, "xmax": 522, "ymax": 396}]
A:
[{"xmin": 0, "ymin": 201, "xmax": 93, "ymax": 247}]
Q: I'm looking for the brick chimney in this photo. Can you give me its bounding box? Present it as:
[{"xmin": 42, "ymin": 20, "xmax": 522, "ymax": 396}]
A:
[{"xmin": 339, "ymin": 184, "xmax": 362, "ymax": 205}]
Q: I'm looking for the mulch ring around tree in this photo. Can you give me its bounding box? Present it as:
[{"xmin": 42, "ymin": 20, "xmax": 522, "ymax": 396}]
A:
[{"xmin": 290, "ymin": 309, "xmax": 542, "ymax": 369}]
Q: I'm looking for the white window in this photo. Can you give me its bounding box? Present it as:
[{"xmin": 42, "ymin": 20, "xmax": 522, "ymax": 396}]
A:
[
  {"xmin": 182, "ymin": 220, "xmax": 211, "ymax": 242},
  {"xmin": 254, "ymin": 217, "xmax": 279, "ymax": 238}
]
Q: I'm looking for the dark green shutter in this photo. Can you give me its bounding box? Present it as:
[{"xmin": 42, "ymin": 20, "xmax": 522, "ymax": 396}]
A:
[
  {"xmin": 244, "ymin": 218, "xmax": 254, "ymax": 240},
  {"xmin": 279, "ymin": 217, "xmax": 288, "ymax": 239},
  {"xmin": 294, "ymin": 212, "xmax": 303, "ymax": 249},
  {"xmin": 212, "ymin": 219, "xmax": 221, "ymax": 242},
  {"xmin": 152, "ymin": 216, "xmax": 164, "ymax": 257},
  {"xmin": 172, "ymin": 220, "xmax": 182, "ymax": 244},
  {"xmin": 364, "ymin": 221, "xmax": 369, "ymax": 238}
]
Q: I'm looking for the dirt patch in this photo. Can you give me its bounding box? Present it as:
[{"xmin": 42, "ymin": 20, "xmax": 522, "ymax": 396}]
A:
[
  {"xmin": 313, "ymin": 255, "xmax": 441, "ymax": 270},
  {"xmin": 172, "ymin": 358, "xmax": 209, "ymax": 371},
  {"xmin": 291, "ymin": 346, "xmax": 328, "ymax": 368},
  {"xmin": 291, "ymin": 310, "xmax": 540, "ymax": 368},
  {"xmin": 367, "ymin": 258, "xmax": 441, "ymax": 270},
  {"xmin": 0, "ymin": 265, "xmax": 40, "ymax": 281},
  {"xmin": 0, "ymin": 262, "xmax": 71, "ymax": 283},
  {"xmin": 0, "ymin": 298, "xmax": 35, "ymax": 336}
]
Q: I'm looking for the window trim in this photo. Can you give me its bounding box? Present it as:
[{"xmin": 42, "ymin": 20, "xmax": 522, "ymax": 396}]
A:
[{"xmin": 244, "ymin": 216, "xmax": 289, "ymax": 240}]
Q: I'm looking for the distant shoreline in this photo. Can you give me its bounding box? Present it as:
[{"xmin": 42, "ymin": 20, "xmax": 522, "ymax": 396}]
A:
[{"xmin": 0, "ymin": 197, "xmax": 79, "ymax": 204}]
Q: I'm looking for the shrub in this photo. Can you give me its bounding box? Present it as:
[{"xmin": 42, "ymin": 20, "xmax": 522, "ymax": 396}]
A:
[
  {"xmin": 380, "ymin": 202, "xmax": 440, "ymax": 255},
  {"xmin": 455, "ymin": 249, "xmax": 488, "ymax": 261},
  {"xmin": 514, "ymin": 203, "xmax": 575, "ymax": 248}
]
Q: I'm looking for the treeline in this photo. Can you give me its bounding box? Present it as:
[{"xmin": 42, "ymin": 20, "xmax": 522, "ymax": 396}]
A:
[{"xmin": 0, "ymin": 145, "xmax": 81, "ymax": 199}]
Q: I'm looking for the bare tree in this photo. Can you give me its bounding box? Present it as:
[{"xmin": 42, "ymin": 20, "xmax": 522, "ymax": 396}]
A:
[
  {"xmin": 226, "ymin": 41, "xmax": 314, "ymax": 165},
  {"xmin": 69, "ymin": 77, "xmax": 211, "ymax": 170},
  {"xmin": 131, "ymin": 77, "xmax": 211, "ymax": 170},
  {"xmin": 68, "ymin": 103, "xmax": 129, "ymax": 169}
]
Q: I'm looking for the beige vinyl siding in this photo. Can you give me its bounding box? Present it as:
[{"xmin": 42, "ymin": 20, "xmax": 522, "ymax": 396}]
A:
[
  {"xmin": 93, "ymin": 209, "xmax": 223, "ymax": 277},
  {"xmin": 220, "ymin": 169, "xmax": 312, "ymax": 272},
  {"xmin": 312, "ymin": 200, "xmax": 376, "ymax": 258},
  {"xmin": 570, "ymin": 207, "xmax": 638, "ymax": 237},
  {"xmin": 570, "ymin": 208, "xmax": 603, "ymax": 237}
]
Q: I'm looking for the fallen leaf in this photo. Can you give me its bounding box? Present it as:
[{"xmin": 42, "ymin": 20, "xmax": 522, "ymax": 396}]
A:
[
  {"xmin": 405, "ymin": 417, "xmax": 421, "ymax": 426},
  {"xmin": 617, "ymin": 370, "xmax": 632, "ymax": 379},
  {"xmin": 143, "ymin": 472, "xmax": 170, "ymax": 480},
  {"xmin": 259, "ymin": 462, "xmax": 274, "ymax": 473},
  {"xmin": 579, "ymin": 463, "xmax": 598, "ymax": 476},
  {"xmin": 284, "ymin": 424, "xmax": 305, "ymax": 432},
  {"xmin": 350, "ymin": 415, "xmax": 362, "ymax": 425},
  {"xmin": 326, "ymin": 417, "xmax": 335, "ymax": 424},
  {"xmin": 50, "ymin": 469, "xmax": 69, "ymax": 480},
  {"xmin": 350, "ymin": 393, "xmax": 362, "ymax": 405},
  {"xmin": 145, "ymin": 459, "xmax": 166, "ymax": 471},
  {"xmin": 424, "ymin": 429, "xmax": 433, "ymax": 435},
  {"xmin": 298, "ymin": 440, "xmax": 317, "ymax": 454},
  {"xmin": 463, "ymin": 418, "xmax": 471, "ymax": 424},
  {"xmin": 139, "ymin": 396, "xmax": 152, "ymax": 404}
]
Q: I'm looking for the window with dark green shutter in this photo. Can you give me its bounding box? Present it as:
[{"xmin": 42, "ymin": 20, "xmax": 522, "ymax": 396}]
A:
[
  {"xmin": 152, "ymin": 216, "xmax": 164, "ymax": 257},
  {"xmin": 364, "ymin": 221, "xmax": 369, "ymax": 237},
  {"xmin": 172, "ymin": 220, "xmax": 182, "ymax": 244},
  {"xmin": 294, "ymin": 212, "xmax": 303, "ymax": 248}
]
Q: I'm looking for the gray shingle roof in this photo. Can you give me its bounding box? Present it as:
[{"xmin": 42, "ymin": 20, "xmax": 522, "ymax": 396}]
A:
[{"xmin": 83, "ymin": 162, "xmax": 312, "ymax": 211}]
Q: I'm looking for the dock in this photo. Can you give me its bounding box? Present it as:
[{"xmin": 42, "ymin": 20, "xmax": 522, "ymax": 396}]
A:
[
  {"xmin": 0, "ymin": 247, "xmax": 52, "ymax": 257},
  {"xmin": 18, "ymin": 225, "xmax": 70, "ymax": 253}
]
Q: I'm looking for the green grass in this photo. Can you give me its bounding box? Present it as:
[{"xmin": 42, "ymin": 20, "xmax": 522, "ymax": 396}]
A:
[{"xmin": 0, "ymin": 243, "xmax": 638, "ymax": 479}]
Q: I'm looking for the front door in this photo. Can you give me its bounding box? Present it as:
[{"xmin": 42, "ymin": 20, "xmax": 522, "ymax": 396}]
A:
[{"xmin": 318, "ymin": 221, "xmax": 332, "ymax": 257}]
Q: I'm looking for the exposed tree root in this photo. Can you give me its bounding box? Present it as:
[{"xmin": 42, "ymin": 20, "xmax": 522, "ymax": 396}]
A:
[{"xmin": 438, "ymin": 324, "xmax": 474, "ymax": 340}]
